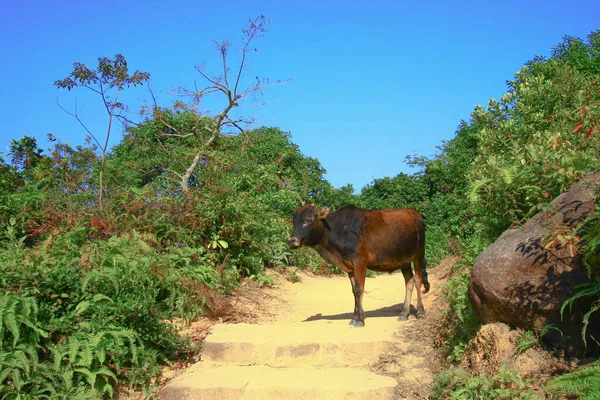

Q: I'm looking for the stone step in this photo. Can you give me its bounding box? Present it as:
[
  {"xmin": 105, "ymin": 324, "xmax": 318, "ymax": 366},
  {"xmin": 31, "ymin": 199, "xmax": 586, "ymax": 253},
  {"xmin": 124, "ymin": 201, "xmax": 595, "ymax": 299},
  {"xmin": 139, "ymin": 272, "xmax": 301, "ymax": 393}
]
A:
[
  {"xmin": 202, "ymin": 320, "xmax": 397, "ymax": 367},
  {"xmin": 160, "ymin": 364, "xmax": 397, "ymax": 400}
]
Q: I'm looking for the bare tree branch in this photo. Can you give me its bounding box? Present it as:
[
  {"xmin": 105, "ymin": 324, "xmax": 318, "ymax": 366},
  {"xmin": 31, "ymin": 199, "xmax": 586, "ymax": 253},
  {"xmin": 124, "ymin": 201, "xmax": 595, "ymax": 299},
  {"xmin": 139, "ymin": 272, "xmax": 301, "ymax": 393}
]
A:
[
  {"xmin": 114, "ymin": 114, "xmax": 141, "ymax": 127},
  {"xmin": 223, "ymin": 115, "xmax": 245, "ymax": 134},
  {"xmin": 56, "ymin": 98, "xmax": 102, "ymax": 149},
  {"xmin": 169, "ymin": 16, "xmax": 291, "ymax": 195},
  {"xmin": 218, "ymin": 39, "xmax": 231, "ymax": 91},
  {"xmin": 148, "ymin": 82, "xmax": 159, "ymax": 108}
]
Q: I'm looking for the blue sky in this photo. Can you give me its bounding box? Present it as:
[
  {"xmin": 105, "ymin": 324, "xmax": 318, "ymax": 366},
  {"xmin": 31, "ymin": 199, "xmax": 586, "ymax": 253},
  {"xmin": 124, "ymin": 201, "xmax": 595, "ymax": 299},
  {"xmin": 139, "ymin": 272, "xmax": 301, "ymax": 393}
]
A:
[{"xmin": 2, "ymin": 0, "xmax": 599, "ymax": 191}]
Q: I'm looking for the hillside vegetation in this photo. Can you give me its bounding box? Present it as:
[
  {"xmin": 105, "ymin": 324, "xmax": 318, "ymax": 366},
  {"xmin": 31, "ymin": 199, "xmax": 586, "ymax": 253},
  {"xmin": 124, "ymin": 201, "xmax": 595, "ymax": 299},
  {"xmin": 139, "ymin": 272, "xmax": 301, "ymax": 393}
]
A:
[{"xmin": 1, "ymin": 26, "xmax": 599, "ymax": 398}]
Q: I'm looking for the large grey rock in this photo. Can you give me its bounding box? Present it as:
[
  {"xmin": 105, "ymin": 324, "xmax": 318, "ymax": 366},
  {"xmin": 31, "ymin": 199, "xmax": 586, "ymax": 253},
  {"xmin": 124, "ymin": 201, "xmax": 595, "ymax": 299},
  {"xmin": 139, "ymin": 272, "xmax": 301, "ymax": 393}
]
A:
[{"xmin": 468, "ymin": 171, "xmax": 600, "ymax": 354}]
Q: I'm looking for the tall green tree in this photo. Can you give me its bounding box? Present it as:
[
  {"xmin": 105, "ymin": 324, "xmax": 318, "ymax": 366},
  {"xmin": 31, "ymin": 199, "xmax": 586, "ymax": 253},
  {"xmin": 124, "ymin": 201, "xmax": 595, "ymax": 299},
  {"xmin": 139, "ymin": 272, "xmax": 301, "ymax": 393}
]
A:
[{"xmin": 468, "ymin": 31, "xmax": 600, "ymax": 238}]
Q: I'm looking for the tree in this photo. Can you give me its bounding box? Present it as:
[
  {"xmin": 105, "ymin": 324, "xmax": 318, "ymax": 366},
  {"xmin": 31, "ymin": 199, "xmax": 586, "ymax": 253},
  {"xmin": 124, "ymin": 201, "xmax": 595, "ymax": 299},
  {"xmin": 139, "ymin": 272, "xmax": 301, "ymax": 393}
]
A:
[
  {"xmin": 467, "ymin": 30, "xmax": 600, "ymax": 238},
  {"xmin": 8, "ymin": 136, "xmax": 44, "ymax": 178},
  {"xmin": 55, "ymin": 54, "xmax": 150, "ymax": 214},
  {"xmin": 155, "ymin": 15, "xmax": 292, "ymax": 195},
  {"xmin": 359, "ymin": 173, "xmax": 427, "ymax": 210}
]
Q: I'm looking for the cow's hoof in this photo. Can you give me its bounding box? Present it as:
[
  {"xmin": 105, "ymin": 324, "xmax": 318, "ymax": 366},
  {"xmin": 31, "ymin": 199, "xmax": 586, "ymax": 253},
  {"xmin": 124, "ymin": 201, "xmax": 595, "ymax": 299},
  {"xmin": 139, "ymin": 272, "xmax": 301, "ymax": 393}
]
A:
[
  {"xmin": 417, "ymin": 312, "xmax": 425, "ymax": 319},
  {"xmin": 349, "ymin": 320, "xmax": 365, "ymax": 327},
  {"xmin": 398, "ymin": 315, "xmax": 408, "ymax": 321}
]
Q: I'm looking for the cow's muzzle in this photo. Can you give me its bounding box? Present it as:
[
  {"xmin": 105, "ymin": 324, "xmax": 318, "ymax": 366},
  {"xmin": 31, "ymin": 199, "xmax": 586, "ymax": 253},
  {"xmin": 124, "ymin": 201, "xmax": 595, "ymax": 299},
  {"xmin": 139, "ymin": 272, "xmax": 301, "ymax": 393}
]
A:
[{"xmin": 288, "ymin": 237, "xmax": 300, "ymax": 249}]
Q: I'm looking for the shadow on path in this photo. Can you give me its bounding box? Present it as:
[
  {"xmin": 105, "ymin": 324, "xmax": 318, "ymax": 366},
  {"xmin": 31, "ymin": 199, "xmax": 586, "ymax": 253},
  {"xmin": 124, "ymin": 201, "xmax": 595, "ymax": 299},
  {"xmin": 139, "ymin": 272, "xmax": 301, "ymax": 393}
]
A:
[{"xmin": 302, "ymin": 304, "xmax": 417, "ymax": 322}]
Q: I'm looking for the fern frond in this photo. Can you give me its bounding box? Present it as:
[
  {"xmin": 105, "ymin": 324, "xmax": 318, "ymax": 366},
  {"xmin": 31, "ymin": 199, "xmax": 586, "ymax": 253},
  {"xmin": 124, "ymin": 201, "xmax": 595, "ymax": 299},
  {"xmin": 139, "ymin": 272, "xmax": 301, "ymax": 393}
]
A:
[
  {"xmin": 18, "ymin": 296, "xmax": 38, "ymax": 323},
  {"xmin": 5, "ymin": 301, "xmax": 20, "ymax": 347},
  {"xmin": 96, "ymin": 344, "xmax": 107, "ymax": 365},
  {"xmin": 19, "ymin": 342, "xmax": 39, "ymax": 367},
  {"xmin": 501, "ymin": 167, "xmax": 515, "ymax": 184},
  {"xmin": 74, "ymin": 366, "xmax": 97, "ymax": 388},
  {"xmin": 75, "ymin": 300, "xmax": 91, "ymax": 315},
  {"xmin": 9, "ymin": 349, "xmax": 32, "ymax": 377},
  {"xmin": 548, "ymin": 361, "xmax": 600, "ymax": 399},
  {"xmin": 92, "ymin": 293, "xmax": 113, "ymax": 304},
  {"xmin": 60, "ymin": 369, "xmax": 74, "ymax": 390},
  {"xmin": 96, "ymin": 365, "xmax": 117, "ymax": 383},
  {"xmin": 102, "ymin": 329, "xmax": 139, "ymax": 363},
  {"xmin": 469, "ymin": 178, "xmax": 491, "ymax": 202},
  {"xmin": 118, "ymin": 329, "xmax": 139, "ymax": 363},
  {"xmin": 516, "ymin": 330, "xmax": 538, "ymax": 356},
  {"xmin": 50, "ymin": 344, "xmax": 63, "ymax": 371},
  {"xmin": 90, "ymin": 331, "xmax": 106, "ymax": 349},
  {"xmin": 81, "ymin": 272, "xmax": 95, "ymax": 293},
  {"xmin": 102, "ymin": 381, "xmax": 115, "ymax": 398},
  {"xmin": 74, "ymin": 341, "xmax": 94, "ymax": 368},
  {"xmin": 82, "ymin": 270, "xmax": 120, "ymax": 295},
  {"xmin": 0, "ymin": 294, "xmax": 7, "ymax": 347},
  {"xmin": 94, "ymin": 366, "xmax": 118, "ymax": 397},
  {"xmin": 0, "ymin": 363, "xmax": 12, "ymax": 383},
  {"xmin": 8, "ymin": 367, "xmax": 22, "ymax": 391},
  {"xmin": 588, "ymin": 376, "xmax": 600, "ymax": 400},
  {"xmin": 582, "ymin": 301, "xmax": 600, "ymax": 347},
  {"xmin": 539, "ymin": 323, "xmax": 563, "ymax": 338},
  {"xmin": 21, "ymin": 319, "xmax": 48, "ymax": 339},
  {"xmin": 561, "ymin": 280, "xmax": 600, "ymax": 314},
  {"xmin": 68, "ymin": 337, "xmax": 80, "ymax": 364}
]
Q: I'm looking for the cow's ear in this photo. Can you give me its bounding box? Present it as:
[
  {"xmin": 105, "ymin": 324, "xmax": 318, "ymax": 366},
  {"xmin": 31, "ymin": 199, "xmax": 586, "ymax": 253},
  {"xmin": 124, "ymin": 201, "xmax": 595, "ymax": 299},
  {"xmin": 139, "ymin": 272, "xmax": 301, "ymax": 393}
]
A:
[{"xmin": 318, "ymin": 207, "xmax": 330, "ymax": 219}]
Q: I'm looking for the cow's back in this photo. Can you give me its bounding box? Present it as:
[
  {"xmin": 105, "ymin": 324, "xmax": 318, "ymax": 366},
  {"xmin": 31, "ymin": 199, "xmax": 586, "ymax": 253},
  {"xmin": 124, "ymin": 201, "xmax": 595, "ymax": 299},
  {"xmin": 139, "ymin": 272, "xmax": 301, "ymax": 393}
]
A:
[
  {"xmin": 324, "ymin": 207, "xmax": 424, "ymax": 271},
  {"xmin": 363, "ymin": 209, "xmax": 424, "ymax": 269}
]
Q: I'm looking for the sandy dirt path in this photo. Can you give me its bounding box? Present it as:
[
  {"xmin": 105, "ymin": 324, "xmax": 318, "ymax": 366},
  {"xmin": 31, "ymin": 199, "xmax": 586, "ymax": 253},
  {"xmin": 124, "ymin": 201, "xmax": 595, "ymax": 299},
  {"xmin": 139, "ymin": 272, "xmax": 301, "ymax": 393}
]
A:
[{"xmin": 160, "ymin": 262, "xmax": 450, "ymax": 399}]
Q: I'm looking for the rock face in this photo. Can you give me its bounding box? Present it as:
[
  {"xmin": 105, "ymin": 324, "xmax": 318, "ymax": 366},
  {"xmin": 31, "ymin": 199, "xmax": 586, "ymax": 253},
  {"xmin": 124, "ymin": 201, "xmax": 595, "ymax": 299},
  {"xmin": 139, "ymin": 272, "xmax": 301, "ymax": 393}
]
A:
[{"xmin": 468, "ymin": 171, "xmax": 600, "ymax": 354}]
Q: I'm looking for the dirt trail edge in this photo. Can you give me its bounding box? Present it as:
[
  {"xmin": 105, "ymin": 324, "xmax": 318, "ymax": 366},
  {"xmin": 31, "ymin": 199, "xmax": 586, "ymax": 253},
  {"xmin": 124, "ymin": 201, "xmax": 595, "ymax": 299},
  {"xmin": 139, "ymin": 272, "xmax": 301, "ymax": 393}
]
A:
[{"xmin": 161, "ymin": 260, "xmax": 452, "ymax": 400}]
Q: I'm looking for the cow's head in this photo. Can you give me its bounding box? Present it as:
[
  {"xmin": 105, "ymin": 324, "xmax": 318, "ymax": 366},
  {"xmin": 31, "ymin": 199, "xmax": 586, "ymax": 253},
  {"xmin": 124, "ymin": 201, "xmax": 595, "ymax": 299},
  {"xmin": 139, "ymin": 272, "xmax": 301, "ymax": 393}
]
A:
[{"xmin": 288, "ymin": 205, "xmax": 330, "ymax": 249}]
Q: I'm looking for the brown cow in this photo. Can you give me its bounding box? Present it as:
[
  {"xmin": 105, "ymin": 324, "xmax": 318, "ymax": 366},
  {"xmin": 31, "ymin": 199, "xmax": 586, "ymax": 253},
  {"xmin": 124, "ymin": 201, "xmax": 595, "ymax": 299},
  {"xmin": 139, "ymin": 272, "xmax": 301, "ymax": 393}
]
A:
[{"xmin": 288, "ymin": 205, "xmax": 429, "ymax": 326}]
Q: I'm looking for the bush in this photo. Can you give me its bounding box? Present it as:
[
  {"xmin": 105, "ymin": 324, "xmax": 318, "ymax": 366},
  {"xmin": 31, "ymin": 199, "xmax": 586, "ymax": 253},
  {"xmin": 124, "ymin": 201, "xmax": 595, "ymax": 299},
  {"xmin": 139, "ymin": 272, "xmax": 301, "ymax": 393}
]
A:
[
  {"xmin": 437, "ymin": 235, "xmax": 488, "ymax": 363},
  {"xmin": 431, "ymin": 366, "xmax": 539, "ymax": 400}
]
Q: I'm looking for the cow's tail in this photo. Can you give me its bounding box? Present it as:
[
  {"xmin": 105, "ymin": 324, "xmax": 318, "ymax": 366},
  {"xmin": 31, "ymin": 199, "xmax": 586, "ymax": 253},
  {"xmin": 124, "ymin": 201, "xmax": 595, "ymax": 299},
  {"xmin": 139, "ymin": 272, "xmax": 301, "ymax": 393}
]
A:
[
  {"xmin": 421, "ymin": 259, "xmax": 430, "ymax": 293},
  {"xmin": 416, "ymin": 215, "xmax": 430, "ymax": 294}
]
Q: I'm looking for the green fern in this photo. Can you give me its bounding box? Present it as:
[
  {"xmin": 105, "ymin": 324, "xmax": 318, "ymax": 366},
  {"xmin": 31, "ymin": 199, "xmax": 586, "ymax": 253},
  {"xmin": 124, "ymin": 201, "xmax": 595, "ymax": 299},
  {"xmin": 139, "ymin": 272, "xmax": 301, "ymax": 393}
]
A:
[
  {"xmin": 81, "ymin": 269, "xmax": 120, "ymax": 296},
  {"xmin": 561, "ymin": 278, "xmax": 600, "ymax": 347},
  {"xmin": 577, "ymin": 205, "xmax": 600, "ymax": 277},
  {"xmin": 431, "ymin": 365, "xmax": 538, "ymax": 399},
  {"xmin": 538, "ymin": 323, "xmax": 563, "ymax": 339},
  {"xmin": 0, "ymin": 294, "xmax": 53, "ymax": 398},
  {"xmin": 547, "ymin": 361, "xmax": 600, "ymax": 399},
  {"xmin": 516, "ymin": 330, "xmax": 537, "ymax": 356}
]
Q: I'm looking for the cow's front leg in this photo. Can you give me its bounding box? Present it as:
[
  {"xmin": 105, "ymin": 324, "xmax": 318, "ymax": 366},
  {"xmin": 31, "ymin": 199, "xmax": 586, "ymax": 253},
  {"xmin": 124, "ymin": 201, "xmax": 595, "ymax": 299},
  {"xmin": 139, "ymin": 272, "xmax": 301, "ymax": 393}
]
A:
[
  {"xmin": 348, "ymin": 268, "xmax": 366, "ymax": 327},
  {"xmin": 347, "ymin": 272, "xmax": 360, "ymax": 325}
]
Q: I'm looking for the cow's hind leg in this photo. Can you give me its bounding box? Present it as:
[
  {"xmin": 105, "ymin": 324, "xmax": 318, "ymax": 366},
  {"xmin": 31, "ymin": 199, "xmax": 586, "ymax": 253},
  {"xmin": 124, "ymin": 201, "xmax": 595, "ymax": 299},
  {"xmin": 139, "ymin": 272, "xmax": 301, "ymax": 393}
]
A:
[
  {"xmin": 414, "ymin": 251, "xmax": 427, "ymax": 319},
  {"xmin": 399, "ymin": 266, "xmax": 415, "ymax": 321}
]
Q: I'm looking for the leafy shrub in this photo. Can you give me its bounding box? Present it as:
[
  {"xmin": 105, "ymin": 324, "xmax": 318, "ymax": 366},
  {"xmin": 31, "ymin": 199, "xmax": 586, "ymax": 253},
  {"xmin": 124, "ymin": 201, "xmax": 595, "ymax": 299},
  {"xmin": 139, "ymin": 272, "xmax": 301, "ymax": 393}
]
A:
[
  {"xmin": 0, "ymin": 224, "xmax": 211, "ymax": 396},
  {"xmin": 467, "ymin": 31, "xmax": 600, "ymax": 239},
  {"xmin": 431, "ymin": 366, "xmax": 539, "ymax": 400},
  {"xmin": 0, "ymin": 120, "xmax": 337, "ymax": 398},
  {"xmin": 437, "ymin": 236, "xmax": 488, "ymax": 363}
]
